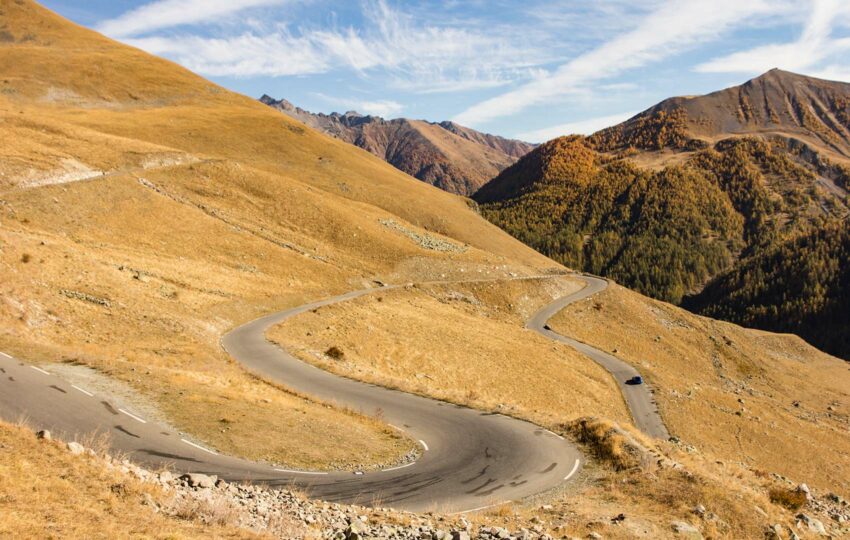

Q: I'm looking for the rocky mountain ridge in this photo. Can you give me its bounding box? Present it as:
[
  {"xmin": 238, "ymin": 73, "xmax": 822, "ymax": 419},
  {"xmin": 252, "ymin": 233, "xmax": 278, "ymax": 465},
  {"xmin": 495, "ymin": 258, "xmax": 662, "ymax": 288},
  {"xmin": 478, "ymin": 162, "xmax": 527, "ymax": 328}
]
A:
[{"xmin": 260, "ymin": 95, "xmax": 534, "ymax": 195}]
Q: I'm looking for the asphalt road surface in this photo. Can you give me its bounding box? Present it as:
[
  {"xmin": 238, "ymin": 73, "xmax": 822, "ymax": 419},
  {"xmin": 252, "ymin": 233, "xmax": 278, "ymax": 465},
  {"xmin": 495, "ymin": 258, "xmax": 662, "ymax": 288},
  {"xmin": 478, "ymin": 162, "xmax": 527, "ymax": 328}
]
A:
[
  {"xmin": 0, "ymin": 273, "xmax": 666, "ymax": 513},
  {"xmin": 527, "ymin": 275, "xmax": 670, "ymax": 440},
  {"xmin": 0, "ymin": 283, "xmax": 582, "ymax": 513}
]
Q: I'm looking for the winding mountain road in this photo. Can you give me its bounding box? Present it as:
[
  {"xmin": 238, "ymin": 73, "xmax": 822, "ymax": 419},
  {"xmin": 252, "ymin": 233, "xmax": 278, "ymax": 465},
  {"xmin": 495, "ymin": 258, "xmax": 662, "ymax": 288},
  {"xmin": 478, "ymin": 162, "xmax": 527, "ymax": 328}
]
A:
[
  {"xmin": 528, "ymin": 275, "xmax": 669, "ymax": 440},
  {"xmin": 0, "ymin": 273, "xmax": 666, "ymax": 512}
]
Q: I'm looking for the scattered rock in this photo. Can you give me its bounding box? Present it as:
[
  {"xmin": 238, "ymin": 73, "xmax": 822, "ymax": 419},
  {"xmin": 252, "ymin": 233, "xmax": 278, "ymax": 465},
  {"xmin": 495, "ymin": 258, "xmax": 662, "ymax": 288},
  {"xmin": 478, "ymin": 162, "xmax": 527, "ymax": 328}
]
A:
[
  {"xmin": 766, "ymin": 523, "xmax": 784, "ymax": 539},
  {"xmin": 157, "ymin": 471, "xmax": 175, "ymax": 484},
  {"xmin": 693, "ymin": 504, "xmax": 706, "ymax": 516},
  {"xmin": 35, "ymin": 429, "xmax": 51, "ymax": 440},
  {"xmin": 671, "ymin": 521, "xmax": 703, "ymax": 539},
  {"xmin": 66, "ymin": 441, "xmax": 85, "ymax": 455},
  {"xmin": 180, "ymin": 473, "xmax": 217, "ymax": 489},
  {"xmin": 795, "ymin": 513, "xmax": 826, "ymax": 535}
]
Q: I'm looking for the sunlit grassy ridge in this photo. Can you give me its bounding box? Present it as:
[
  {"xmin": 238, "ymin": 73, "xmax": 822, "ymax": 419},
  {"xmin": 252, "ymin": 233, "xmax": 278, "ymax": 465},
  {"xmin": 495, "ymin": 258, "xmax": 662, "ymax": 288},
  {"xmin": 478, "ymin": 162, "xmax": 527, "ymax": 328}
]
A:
[{"xmin": 0, "ymin": 0, "xmax": 557, "ymax": 471}]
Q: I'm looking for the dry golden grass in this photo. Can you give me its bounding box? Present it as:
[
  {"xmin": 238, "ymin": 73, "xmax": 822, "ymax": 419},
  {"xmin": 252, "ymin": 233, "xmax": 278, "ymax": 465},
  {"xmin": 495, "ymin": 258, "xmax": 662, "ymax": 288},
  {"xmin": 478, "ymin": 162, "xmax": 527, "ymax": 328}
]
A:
[
  {"xmin": 549, "ymin": 282, "xmax": 850, "ymax": 497},
  {"xmin": 0, "ymin": 420, "xmax": 259, "ymax": 539},
  {"xmin": 0, "ymin": 0, "xmax": 557, "ymax": 470},
  {"xmin": 269, "ymin": 277, "xmax": 630, "ymax": 431}
]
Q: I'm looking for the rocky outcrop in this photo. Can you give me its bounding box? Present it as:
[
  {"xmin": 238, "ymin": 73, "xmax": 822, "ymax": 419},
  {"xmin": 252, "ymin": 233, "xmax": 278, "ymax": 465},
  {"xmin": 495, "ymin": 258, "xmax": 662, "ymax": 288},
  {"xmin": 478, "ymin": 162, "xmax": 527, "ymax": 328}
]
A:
[{"xmin": 259, "ymin": 95, "xmax": 534, "ymax": 196}]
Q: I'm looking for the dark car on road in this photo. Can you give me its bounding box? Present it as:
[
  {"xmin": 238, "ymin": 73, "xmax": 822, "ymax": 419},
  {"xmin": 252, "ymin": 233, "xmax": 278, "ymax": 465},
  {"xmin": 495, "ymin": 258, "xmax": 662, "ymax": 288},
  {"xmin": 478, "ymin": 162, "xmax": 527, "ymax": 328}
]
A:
[{"xmin": 626, "ymin": 375, "xmax": 644, "ymax": 385}]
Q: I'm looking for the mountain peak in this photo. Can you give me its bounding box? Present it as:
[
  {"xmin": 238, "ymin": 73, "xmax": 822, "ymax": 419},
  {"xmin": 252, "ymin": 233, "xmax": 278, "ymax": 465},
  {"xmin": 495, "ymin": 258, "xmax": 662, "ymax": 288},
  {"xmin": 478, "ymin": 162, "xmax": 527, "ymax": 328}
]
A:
[
  {"xmin": 590, "ymin": 70, "xmax": 850, "ymax": 158},
  {"xmin": 260, "ymin": 97, "xmax": 534, "ymax": 195}
]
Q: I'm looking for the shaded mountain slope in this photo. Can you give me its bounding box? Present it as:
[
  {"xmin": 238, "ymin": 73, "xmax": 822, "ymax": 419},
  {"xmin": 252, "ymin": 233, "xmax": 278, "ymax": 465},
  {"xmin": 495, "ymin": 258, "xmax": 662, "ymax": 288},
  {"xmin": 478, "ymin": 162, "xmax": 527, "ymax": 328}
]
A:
[
  {"xmin": 475, "ymin": 70, "xmax": 850, "ymax": 358},
  {"xmin": 684, "ymin": 219, "xmax": 850, "ymax": 360},
  {"xmin": 260, "ymin": 96, "xmax": 534, "ymax": 195}
]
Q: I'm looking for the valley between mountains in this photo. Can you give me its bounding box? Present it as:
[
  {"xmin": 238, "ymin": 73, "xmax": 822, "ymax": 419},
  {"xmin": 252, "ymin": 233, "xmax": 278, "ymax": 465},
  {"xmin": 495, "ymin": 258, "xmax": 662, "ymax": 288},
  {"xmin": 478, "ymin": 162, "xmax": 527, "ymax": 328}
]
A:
[{"xmin": 1, "ymin": 1, "xmax": 849, "ymax": 539}]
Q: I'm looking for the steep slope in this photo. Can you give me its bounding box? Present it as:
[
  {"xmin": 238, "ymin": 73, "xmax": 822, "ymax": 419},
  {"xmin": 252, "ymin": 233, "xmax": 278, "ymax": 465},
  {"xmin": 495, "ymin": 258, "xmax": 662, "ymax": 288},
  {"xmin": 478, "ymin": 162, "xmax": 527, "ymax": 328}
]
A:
[
  {"xmin": 685, "ymin": 219, "xmax": 850, "ymax": 360},
  {"xmin": 0, "ymin": 0, "xmax": 557, "ymax": 473},
  {"xmin": 4, "ymin": 4, "xmax": 850, "ymax": 536},
  {"xmin": 592, "ymin": 69, "xmax": 850, "ymax": 159},
  {"xmin": 475, "ymin": 70, "xmax": 850, "ymax": 357},
  {"xmin": 260, "ymin": 96, "xmax": 534, "ymax": 195}
]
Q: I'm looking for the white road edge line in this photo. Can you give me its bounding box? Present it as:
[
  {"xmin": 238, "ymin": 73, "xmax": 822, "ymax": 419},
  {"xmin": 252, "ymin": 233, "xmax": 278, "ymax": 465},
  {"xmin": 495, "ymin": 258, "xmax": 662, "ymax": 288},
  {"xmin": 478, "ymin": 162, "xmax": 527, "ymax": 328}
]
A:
[
  {"xmin": 451, "ymin": 500, "xmax": 512, "ymax": 515},
  {"xmin": 30, "ymin": 366, "xmax": 50, "ymax": 375},
  {"xmin": 545, "ymin": 429, "xmax": 565, "ymax": 440},
  {"xmin": 382, "ymin": 461, "xmax": 416, "ymax": 472},
  {"xmin": 119, "ymin": 408, "xmax": 147, "ymax": 423},
  {"xmin": 564, "ymin": 458, "xmax": 580, "ymax": 481},
  {"xmin": 181, "ymin": 438, "xmax": 218, "ymax": 455},
  {"xmin": 273, "ymin": 468, "xmax": 329, "ymax": 475},
  {"xmin": 419, "ymin": 439, "xmax": 429, "ymax": 451},
  {"xmin": 72, "ymin": 385, "xmax": 94, "ymax": 397},
  {"xmin": 0, "ymin": 352, "xmax": 11, "ymax": 359}
]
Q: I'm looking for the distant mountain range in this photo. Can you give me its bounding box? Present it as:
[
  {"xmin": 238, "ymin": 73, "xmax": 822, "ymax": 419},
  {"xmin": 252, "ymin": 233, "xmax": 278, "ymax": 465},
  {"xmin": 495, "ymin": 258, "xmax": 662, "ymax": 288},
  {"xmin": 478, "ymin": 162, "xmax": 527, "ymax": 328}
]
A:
[
  {"xmin": 260, "ymin": 96, "xmax": 534, "ymax": 196},
  {"xmin": 475, "ymin": 69, "xmax": 850, "ymax": 360}
]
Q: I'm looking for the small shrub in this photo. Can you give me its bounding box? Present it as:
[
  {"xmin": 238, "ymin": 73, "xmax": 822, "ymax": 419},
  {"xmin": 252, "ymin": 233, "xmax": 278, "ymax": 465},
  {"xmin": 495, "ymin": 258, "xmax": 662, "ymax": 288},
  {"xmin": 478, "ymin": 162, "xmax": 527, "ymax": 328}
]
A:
[
  {"xmin": 769, "ymin": 487, "xmax": 807, "ymax": 510},
  {"xmin": 20, "ymin": 253, "xmax": 31, "ymax": 263},
  {"xmin": 325, "ymin": 346, "xmax": 344, "ymax": 360}
]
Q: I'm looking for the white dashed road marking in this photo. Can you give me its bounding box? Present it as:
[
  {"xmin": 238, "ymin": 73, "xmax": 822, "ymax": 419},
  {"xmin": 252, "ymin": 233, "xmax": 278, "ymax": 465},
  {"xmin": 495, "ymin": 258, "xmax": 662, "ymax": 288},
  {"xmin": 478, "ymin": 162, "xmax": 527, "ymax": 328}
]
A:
[
  {"xmin": 451, "ymin": 500, "xmax": 512, "ymax": 515},
  {"xmin": 564, "ymin": 458, "xmax": 580, "ymax": 480},
  {"xmin": 30, "ymin": 366, "xmax": 50, "ymax": 375},
  {"xmin": 181, "ymin": 438, "xmax": 217, "ymax": 455},
  {"xmin": 72, "ymin": 385, "xmax": 94, "ymax": 397},
  {"xmin": 419, "ymin": 439, "xmax": 429, "ymax": 451},
  {"xmin": 119, "ymin": 408, "xmax": 147, "ymax": 423},
  {"xmin": 382, "ymin": 461, "xmax": 416, "ymax": 472},
  {"xmin": 273, "ymin": 468, "xmax": 329, "ymax": 475}
]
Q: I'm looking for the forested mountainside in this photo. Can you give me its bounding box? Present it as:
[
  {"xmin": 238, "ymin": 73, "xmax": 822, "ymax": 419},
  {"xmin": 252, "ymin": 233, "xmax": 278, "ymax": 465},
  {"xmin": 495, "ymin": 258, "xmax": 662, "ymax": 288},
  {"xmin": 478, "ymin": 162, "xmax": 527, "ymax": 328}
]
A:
[{"xmin": 475, "ymin": 70, "xmax": 850, "ymax": 359}]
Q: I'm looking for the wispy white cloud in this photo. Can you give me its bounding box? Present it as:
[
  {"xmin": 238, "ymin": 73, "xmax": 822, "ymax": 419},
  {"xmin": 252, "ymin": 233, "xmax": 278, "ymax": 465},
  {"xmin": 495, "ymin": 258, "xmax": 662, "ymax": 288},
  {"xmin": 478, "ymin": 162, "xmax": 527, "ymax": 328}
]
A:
[
  {"xmin": 97, "ymin": 0, "xmax": 291, "ymax": 38},
  {"xmin": 453, "ymin": 0, "xmax": 777, "ymax": 126},
  {"xmin": 517, "ymin": 111, "xmax": 639, "ymax": 143},
  {"xmin": 112, "ymin": 0, "xmax": 548, "ymax": 90},
  {"xmin": 126, "ymin": 33, "xmax": 329, "ymax": 77},
  {"xmin": 314, "ymin": 93, "xmax": 404, "ymax": 117},
  {"xmin": 695, "ymin": 0, "xmax": 850, "ymax": 75}
]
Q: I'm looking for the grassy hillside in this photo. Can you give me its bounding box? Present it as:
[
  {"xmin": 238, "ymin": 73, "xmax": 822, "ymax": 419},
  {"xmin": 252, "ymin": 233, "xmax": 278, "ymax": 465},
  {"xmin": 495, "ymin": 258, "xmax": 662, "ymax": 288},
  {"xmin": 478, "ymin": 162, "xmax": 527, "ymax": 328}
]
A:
[
  {"xmin": 0, "ymin": 0, "xmax": 557, "ymax": 471},
  {"xmin": 0, "ymin": 420, "xmax": 256, "ymax": 538},
  {"xmin": 549, "ymin": 282, "xmax": 850, "ymax": 497}
]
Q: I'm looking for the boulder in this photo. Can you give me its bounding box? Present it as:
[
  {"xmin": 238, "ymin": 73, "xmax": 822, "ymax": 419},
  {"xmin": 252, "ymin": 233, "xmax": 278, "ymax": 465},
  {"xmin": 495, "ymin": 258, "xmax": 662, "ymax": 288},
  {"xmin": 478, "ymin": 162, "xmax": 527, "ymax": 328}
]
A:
[
  {"xmin": 346, "ymin": 518, "xmax": 369, "ymax": 540},
  {"xmin": 36, "ymin": 430, "xmax": 51, "ymax": 440},
  {"xmin": 766, "ymin": 523, "xmax": 783, "ymax": 539},
  {"xmin": 795, "ymin": 514, "xmax": 826, "ymax": 535},
  {"xmin": 180, "ymin": 473, "xmax": 217, "ymax": 489},
  {"xmin": 671, "ymin": 521, "xmax": 703, "ymax": 539},
  {"xmin": 158, "ymin": 471, "xmax": 175, "ymax": 485},
  {"xmin": 66, "ymin": 441, "xmax": 85, "ymax": 455}
]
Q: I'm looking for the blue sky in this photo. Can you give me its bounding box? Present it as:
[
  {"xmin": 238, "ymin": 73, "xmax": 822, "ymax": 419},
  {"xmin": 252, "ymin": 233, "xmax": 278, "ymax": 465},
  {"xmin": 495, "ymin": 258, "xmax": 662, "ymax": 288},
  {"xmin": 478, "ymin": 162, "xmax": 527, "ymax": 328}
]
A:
[{"xmin": 43, "ymin": 0, "xmax": 850, "ymax": 142}]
